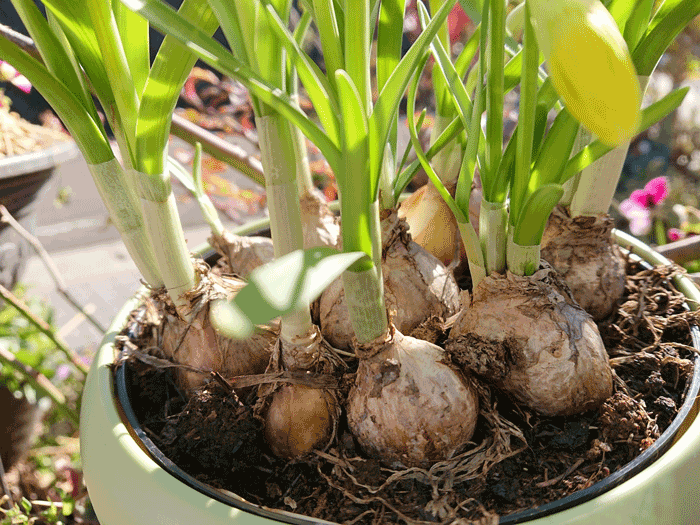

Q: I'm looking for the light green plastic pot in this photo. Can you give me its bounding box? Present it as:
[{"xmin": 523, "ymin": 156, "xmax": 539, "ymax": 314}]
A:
[{"xmin": 81, "ymin": 228, "xmax": 700, "ymax": 525}]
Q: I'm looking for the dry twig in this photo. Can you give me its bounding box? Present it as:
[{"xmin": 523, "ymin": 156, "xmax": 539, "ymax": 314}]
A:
[{"xmin": 0, "ymin": 205, "xmax": 107, "ymax": 334}]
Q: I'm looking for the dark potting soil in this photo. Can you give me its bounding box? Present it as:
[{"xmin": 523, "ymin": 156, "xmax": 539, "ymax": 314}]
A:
[{"xmin": 118, "ymin": 260, "xmax": 698, "ymax": 525}]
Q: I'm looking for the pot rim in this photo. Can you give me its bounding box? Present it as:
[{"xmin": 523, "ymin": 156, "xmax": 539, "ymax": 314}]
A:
[
  {"xmin": 0, "ymin": 139, "xmax": 80, "ymax": 178},
  {"xmin": 108, "ymin": 227, "xmax": 700, "ymax": 525}
]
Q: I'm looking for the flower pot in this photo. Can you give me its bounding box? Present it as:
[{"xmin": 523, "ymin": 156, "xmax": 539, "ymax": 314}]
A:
[
  {"xmin": 80, "ymin": 227, "xmax": 700, "ymax": 525},
  {"xmin": 0, "ymin": 140, "xmax": 80, "ymax": 289}
]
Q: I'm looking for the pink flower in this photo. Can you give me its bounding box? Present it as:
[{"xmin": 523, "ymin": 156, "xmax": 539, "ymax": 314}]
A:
[
  {"xmin": 0, "ymin": 61, "xmax": 32, "ymax": 94},
  {"xmin": 667, "ymin": 228, "xmax": 686, "ymax": 242},
  {"xmin": 628, "ymin": 176, "xmax": 668, "ymax": 208},
  {"xmin": 619, "ymin": 198, "xmax": 652, "ymax": 235},
  {"xmin": 619, "ymin": 177, "xmax": 668, "ymax": 236}
]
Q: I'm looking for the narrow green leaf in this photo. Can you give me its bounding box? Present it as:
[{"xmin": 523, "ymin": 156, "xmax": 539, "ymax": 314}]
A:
[
  {"xmin": 406, "ymin": 59, "xmax": 466, "ymax": 222},
  {"xmin": 455, "ymin": 59, "xmax": 484, "ymax": 214},
  {"xmin": 458, "ymin": 0, "xmax": 482, "ymax": 22},
  {"xmin": 512, "ymin": 184, "xmax": 564, "ymax": 247},
  {"xmin": 46, "ymin": 11, "xmax": 98, "ymax": 122},
  {"xmin": 255, "ymin": 0, "xmax": 287, "ymax": 94},
  {"xmin": 41, "ymin": 0, "xmax": 116, "ymax": 109},
  {"xmin": 312, "ymin": 0, "xmax": 344, "ymax": 84},
  {"xmin": 369, "ymin": 0, "xmax": 455, "ymax": 200},
  {"xmin": 344, "ymin": 0, "xmax": 372, "ymax": 113},
  {"xmin": 624, "ymin": 0, "xmax": 654, "ymax": 50},
  {"xmin": 510, "ymin": 2, "xmax": 538, "ymax": 228},
  {"xmin": 0, "ymin": 36, "xmax": 113, "ymax": 164},
  {"xmin": 429, "ymin": 0, "xmax": 455, "ymax": 116},
  {"xmin": 418, "ymin": 2, "xmax": 472, "ymax": 129},
  {"xmin": 335, "ymin": 70, "xmax": 373, "ymax": 270},
  {"xmin": 377, "ymin": 0, "xmax": 407, "ymax": 93},
  {"xmin": 212, "ymin": 248, "xmax": 367, "ymax": 338},
  {"xmin": 261, "ymin": 4, "xmax": 341, "ymax": 149},
  {"xmin": 121, "ymin": 0, "xmax": 341, "ymax": 171},
  {"xmin": 455, "ymin": 23, "xmax": 481, "ymax": 79},
  {"xmin": 529, "ymin": 109, "xmax": 580, "ymax": 191},
  {"xmin": 136, "ymin": 0, "xmax": 219, "ymax": 175},
  {"xmin": 393, "ymin": 115, "xmax": 465, "ymax": 200},
  {"xmin": 207, "ymin": 0, "xmax": 249, "ymax": 66},
  {"xmin": 633, "ymin": 0, "xmax": 700, "ymax": 75},
  {"xmin": 562, "ymin": 87, "xmax": 690, "ymax": 182},
  {"xmin": 485, "ymin": 0, "xmax": 505, "ymax": 176},
  {"xmin": 607, "ymin": 0, "xmax": 636, "ymax": 32},
  {"xmin": 207, "ymin": 0, "xmax": 260, "ymax": 114},
  {"xmin": 87, "ymin": 0, "xmax": 140, "ymax": 156},
  {"xmin": 10, "ymin": 0, "xmax": 92, "ymax": 111},
  {"xmin": 114, "ymin": 0, "xmax": 150, "ymax": 97},
  {"xmin": 377, "ymin": 0, "xmax": 407, "ymax": 150}
]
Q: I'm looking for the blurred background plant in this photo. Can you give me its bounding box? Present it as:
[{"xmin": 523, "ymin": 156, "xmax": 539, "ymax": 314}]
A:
[
  {"xmin": 611, "ymin": 14, "xmax": 700, "ymax": 275},
  {"xmin": 0, "ymin": 284, "xmax": 86, "ymax": 525}
]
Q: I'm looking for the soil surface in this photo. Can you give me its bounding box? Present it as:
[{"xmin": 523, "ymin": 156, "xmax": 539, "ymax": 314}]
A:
[{"xmin": 119, "ymin": 258, "xmax": 698, "ymax": 525}]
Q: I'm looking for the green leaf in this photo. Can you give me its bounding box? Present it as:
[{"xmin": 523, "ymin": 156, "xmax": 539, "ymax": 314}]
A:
[
  {"xmin": 607, "ymin": 0, "xmax": 636, "ymax": 32},
  {"xmin": 529, "ymin": 109, "xmax": 580, "ymax": 190},
  {"xmin": 10, "ymin": 0, "xmax": 93, "ymax": 111},
  {"xmin": 512, "ymin": 184, "xmax": 564, "ymax": 247},
  {"xmin": 458, "ymin": 0, "xmax": 482, "ymax": 22},
  {"xmin": 343, "ymin": 0, "xmax": 372, "ymax": 114},
  {"xmin": 121, "ymin": 0, "xmax": 342, "ymax": 172},
  {"xmin": 261, "ymin": 4, "xmax": 341, "ymax": 148},
  {"xmin": 0, "ymin": 37, "xmax": 113, "ymax": 164},
  {"xmin": 633, "ymin": 0, "xmax": 700, "ymax": 75},
  {"xmin": 207, "ymin": 0, "xmax": 250, "ymax": 67},
  {"xmin": 392, "ymin": 115, "xmax": 465, "ymax": 200},
  {"xmin": 418, "ymin": 2, "xmax": 472, "ymax": 128},
  {"xmin": 136, "ymin": 0, "xmax": 219, "ymax": 175},
  {"xmin": 255, "ymin": 0, "xmax": 288, "ymax": 93},
  {"xmin": 623, "ymin": 0, "xmax": 654, "ymax": 50},
  {"xmin": 429, "ymin": 0, "xmax": 455, "ymax": 116},
  {"xmin": 211, "ymin": 248, "xmax": 367, "ymax": 338},
  {"xmin": 40, "ymin": 0, "xmax": 116, "ymax": 111},
  {"xmin": 369, "ymin": 0, "xmax": 455, "ymax": 200},
  {"xmin": 455, "ymin": 23, "xmax": 481, "ymax": 80},
  {"xmin": 377, "ymin": 0, "xmax": 407, "ymax": 149},
  {"xmin": 335, "ymin": 70, "xmax": 373, "ymax": 267},
  {"xmin": 113, "ymin": 0, "xmax": 150, "ymax": 97},
  {"xmin": 485, "ymin": 0, "xmax": 505, "ymax": 177},
  {"xmin": 377, "ymin": 0, "xmax": 407, "ymax": 93},
  {"xmin": 406, "ymin": 58, "xmax": 466, "ymax": 222},
  {"xmin": 456, "ymin": 57, "xmax": 485, "ymax": 213},
  {"xmin": 87, "ymin": 0, "xmax": 140, "ymax": 155},
  {"xmin": 562, "ymin": 87, "xmax": 690, "ymax": 182},
  {"xmin": 312, "ymin": 0, "xmax": 344, "ymax": 83}
]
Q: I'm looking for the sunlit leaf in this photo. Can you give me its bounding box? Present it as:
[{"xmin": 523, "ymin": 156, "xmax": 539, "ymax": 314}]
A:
[{"xmin": 211, "ymin": 248, "xmax": 367, "ymax": 338}]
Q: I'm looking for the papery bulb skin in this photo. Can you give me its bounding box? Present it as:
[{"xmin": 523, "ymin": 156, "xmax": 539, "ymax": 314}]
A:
[
  {"xmin": 347, "ymin": 330, "xmax": 479, "ymax": 468},
  {"xmin": 209, "ymin": 231, "xmax": 274, "ymax": 278},
  {"xmin": 541, "ymin": 206, "xmax": 625, "ymax": 320},
  {"xmin": 528, "ymin": 0, "xmax": 640, "ymax": 146},
  {"xmin": 160, "ymin": 268, "xmax": 275, "ymax": 391},
  {"xmin": 320, "ymin": 210, "xmax": 460, "ymax": 350},
  {"xmin": 447, "ymin": 264, "xmax": 612, "ymax": 416},
  {"xmin": 300, "ymin": 189, "xmax": 341, "ymax": 250},
  {"xmin": 264, "ymin": 384, "xmax": 338, "ymax": 459},
  {"xmin": 398, "ymin": 182, "xmax": 461, "ymax": 266}
]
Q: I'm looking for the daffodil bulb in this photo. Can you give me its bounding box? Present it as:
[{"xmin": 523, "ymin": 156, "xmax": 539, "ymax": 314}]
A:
[{"xmin": 528, "ymin": 0, "xmax": 641, "ymax": 146}]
